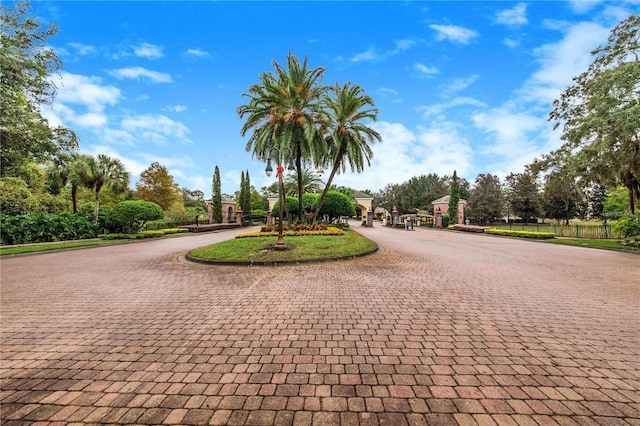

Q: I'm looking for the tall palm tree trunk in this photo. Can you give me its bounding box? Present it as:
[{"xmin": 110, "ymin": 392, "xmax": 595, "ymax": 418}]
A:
[
  {"xmin": 71, "ymin": 185, "xmax": 78, "ymax": 214},
  {"xmin": 313, "ymin": 149, "xmax": 345, "ymax": 222}
]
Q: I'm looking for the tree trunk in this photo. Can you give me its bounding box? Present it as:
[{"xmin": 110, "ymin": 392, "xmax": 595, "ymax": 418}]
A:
[
  {"xmin": 71, "ymin": 185, "xmax": 78, "ymax": 214},
  {"xmin": 627, "ymin": 184, "xmax": 635, "ymax": 214},
  {"xmin": 313, "ymin": 151, "xmax": 344, "ymax": 222},
  {"xmin": 94, "ymin": 189, "xmax": 100, "ymax": 223}
]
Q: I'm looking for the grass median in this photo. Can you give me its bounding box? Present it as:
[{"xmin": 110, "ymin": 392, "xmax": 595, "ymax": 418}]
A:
[{"xmin": 188, "ymin": 229, "xmax": 378, "ymax": 264}]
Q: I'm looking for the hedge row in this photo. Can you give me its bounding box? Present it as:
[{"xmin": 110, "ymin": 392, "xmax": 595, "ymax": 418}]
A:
[
  {"xmin": 236, "ymin": 226, "xmax": 344, "ymax": 238},
  {"xmin": 0, "ymin": 213, "xmax": 98, "ymax": 245},
  {"xmin": 485, "ymin": 228, "xmax": 555, "ymax": 239},
  {"xmin": 99, "ymin": 228, "xmax": 188, "ymax": 240}
]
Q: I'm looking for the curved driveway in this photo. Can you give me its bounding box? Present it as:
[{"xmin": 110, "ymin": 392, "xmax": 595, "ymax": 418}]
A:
[{"xmin": 1, "ymin": 226, "xmax": 639, "ymax": 425}]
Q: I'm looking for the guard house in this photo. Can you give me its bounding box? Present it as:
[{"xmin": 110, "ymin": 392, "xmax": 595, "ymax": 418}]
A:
[
  {"xmin": 206, "ymin": 195, "xmax": 237, "ymax": 224},
  {"xmin": 431, "ymin": 195, "xmax": 467, "ymax": 227}
]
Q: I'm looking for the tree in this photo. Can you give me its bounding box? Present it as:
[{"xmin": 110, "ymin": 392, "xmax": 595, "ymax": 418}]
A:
[
  {"xmin": 532, "ymin": 14, "xmax": 640, "ymax": 214},
  {"xmin": 542, "ymin": 171, "xmax": 581, "ymax": 224},
  {"xmin": 283, "ymin": 168, "xmax": 324, "ymax": 196},
  {"xmin": 80, "ymin": 154, "xmax": 130, "ymax": 222},
  {"xmin": 317, "ymin": 190, "xmax": 356, "ymax": 221},
  {"xmin": 467, "ymin": 174, "xmax": 503, "ymax": 224},
  {"xmin": 238, "ymin": 52, "xmax": 328, "ymax": 221},
  {"xmin": 46, "ymin": 153, "xmax": 92, "ymax": 214},
  {"xmin": 583, "ymin": 184, "xmax": 607, "ymax": 221},
  {"xmin": 241, "ymin": 170, "xmax": 252, "ymax": 218},
  {"xmin": 505, "ymin": 171, "xmax": 542, "ymax": 224},
  {"xmin": 313, "ymin": 82, "xmax": 381, "ymax": 221},
  {"xmin": 448, "ymin": 170, "xmax": 461, "ymax": 224},
  {"xmin": 181, "ymin": 187, "xmax": 206, "ymax": 210},
  {"xmin": 211, "ymin": 165, "xmax": 222, "ymax": 223},
  {"xmin": 134, "ymin": 162, "xmax": 181, "ymax": 210},
  {"xmin": 0, "ymin": 2, "xmax": 77, "ymax": 177}
]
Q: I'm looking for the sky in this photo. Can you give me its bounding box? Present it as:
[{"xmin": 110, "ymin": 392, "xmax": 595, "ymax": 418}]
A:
[{"xmin": 22, "ymin": 0, "xmax": 640, "ymax": 197}]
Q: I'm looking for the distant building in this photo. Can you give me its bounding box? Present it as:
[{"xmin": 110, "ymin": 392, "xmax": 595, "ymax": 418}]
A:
[{"xmin": 431, "ymin": 195, "xmax": 467, "ymax": 225}]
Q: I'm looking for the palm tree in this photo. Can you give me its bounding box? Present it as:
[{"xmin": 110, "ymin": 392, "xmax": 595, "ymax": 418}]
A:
[
  {"xmin": 47, "ymin": 153, "xmax": 92, "ymax": 213},
  {"xmin": 313, "ymin": 82, "xmax": 381, "ymax": 221},
  {"xmin": 283, "ymin": 168, "xmax": 325, "ymax": 196},
  {"xmin": 238, "ymin": 52, "xmax": 328, "ymax": 220},
  {"xmin": 81, "ymin": 154, "xmax": 130, "ymax": 222}
]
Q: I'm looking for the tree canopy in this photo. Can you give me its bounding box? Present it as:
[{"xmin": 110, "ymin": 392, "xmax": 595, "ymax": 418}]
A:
[
  {"xmin": 0, "ymin": 2, "xmax": 77, "ymax": 177},
  {"xmin": 531, "ymin": 14, "xmax": 640, "ymax": 213},
  {"xmin": 134, "ymin": 162, "xmax": 181, "ymax": 210}
]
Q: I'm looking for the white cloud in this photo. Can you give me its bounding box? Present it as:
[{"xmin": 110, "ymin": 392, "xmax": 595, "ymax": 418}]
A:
[
  {"xmin": 109, "ymin": 66, "xmax": 172, "ymax": 83},
  {"xmin": 331, "ymin": 121, "xmax": 473, "ymax": 190},
  {"xmin": 473, "ymin": 109, "xmax": 543, "ymax": 153},
  {"xmin": 504, "ymin": 38, "xmax": 520, "ymax": 48},
  {"xmin": 440, "ymin": 75, "xmax": 479, "ymax": 95},
  {"xmin": 522, "ymin": 21, "xmax": 609, "ymax": 105},
  {"xmin": 56, "ymin": 72, "xmax": 120, "ymax": 112},
  {"xmin": 134, "ymin": 42, "xmax": 164, "ymax": 59},
  {"xmin": 429, "ymin": 24, "xmax": 478, "ymax": 44},
  {"xmin": 569, "ymin": 0, "xmax": 605, "ymax": 14},
  {"xmin": 65, "ymin": 42, "xmax": 96, "ymax": 56},
  {"xmin": 183, "ymin": 48, "xmax": 211, "ymax": 59},
  {"xmin": 351, "ymin": 47, "xmax": 377, "ymax": 63},
  {"xmin": 351, "ymin": 38, "xmax": 421, "ymax": 63},
  {"xmin": 494, "ymin": 3, "xmax": 528, "ymax": 27},
  {"xmin": 414, "ymin": 63, "xmax": 439, "ymax": 77},
  {"xmin": 121, "ymin": 114, "xmax": 191, "ymax": 144},
  {"xmin": 420, "ymin": 97, "xmax": 486, "ymax": 119},
  {"xmin": 167, "ymin": 105, "xmax": 188, "ymax": 112}
]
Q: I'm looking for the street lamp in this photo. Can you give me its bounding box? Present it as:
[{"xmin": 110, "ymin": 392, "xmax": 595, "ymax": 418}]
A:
[{"xmin": 265, "ymin": 147, "xmax": 295, "ymax": 250}]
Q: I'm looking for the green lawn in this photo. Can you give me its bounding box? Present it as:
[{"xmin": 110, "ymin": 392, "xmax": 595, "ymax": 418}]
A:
[
  {"xmin": 0, "ymin": 239, "xmax": 122, "ymax": 256},
  {"xmin": 545, "ymin": 238, "xmax": 639, "ymax": 252},
  {"xmin": 188, "ymin": 229, "xmax": 378, "ymax": 263}
]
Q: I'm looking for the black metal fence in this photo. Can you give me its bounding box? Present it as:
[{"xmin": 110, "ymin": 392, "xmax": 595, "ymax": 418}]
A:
[{"xmin": 491, "ymin": 223, "xmax": 622, "ymax": 239}]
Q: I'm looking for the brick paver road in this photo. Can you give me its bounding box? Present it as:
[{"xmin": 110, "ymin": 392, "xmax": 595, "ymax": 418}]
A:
[{"xmin": 1, "ymin": 226, "xmax": 639, "ymax": 425}]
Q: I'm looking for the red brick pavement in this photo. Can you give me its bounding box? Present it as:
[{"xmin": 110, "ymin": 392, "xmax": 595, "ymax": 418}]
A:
[{"xmin": 1, "ymin": 226, "xmax": 639, "ymax": 425}]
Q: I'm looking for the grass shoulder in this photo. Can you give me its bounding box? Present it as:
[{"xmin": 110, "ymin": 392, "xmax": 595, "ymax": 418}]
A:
[
  {"xmin": 545, "ymin": 237, "xmax": 640, "ymax": 252},
  {"xmin": 188, "ymin": 228, "xmax": 378, "ymax": 265}
]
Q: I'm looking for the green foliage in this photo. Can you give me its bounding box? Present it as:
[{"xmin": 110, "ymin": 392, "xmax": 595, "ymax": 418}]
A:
[
  {"xmin": 542, "ymin": 171, "xmax": 581, "ymax": 224},
  {"xmin": 613, "ymin": 213, "xmax": 640, "ymax": 238},
  {"xmin": 181, "ymin": 187, "xmax": 206, "ymax": 210},
  {"xmin": 134, "ymin": 162, "xmax": 182, "ymax": 210},
  {"xmin": 448, "ymin": 170, "xmax": 460, "ymax": 224},
  {"xmin": 505, "ymin": 172, "xmax": 542, "ymax": 223},
  {"xmin": 603, "ymin": 186, "xmax": 630, "ymax": 217},
  {"xmin": 467, "ymin": 173, "xmax": 503, "ymax": 224},
  {"xmin": 0, "ymin": 1, "xmax": 78, "ymax": 177},
  {"xmin": 272, "ymin": 196, "xmax": 300, "ymax": 218},
  {"xmin": 106, "ymin": 200, "xmax": 164, "ymax": 234},
  {"xmin": 316, "ymin": 191, "xmax": 356, "ymax": 220},
  {"xmin": 373, "ymin": 173, "xmax": 448, "ymax": 214},
  {"xmin": 0, "ymin": 212, "xmax": 98, "ymax": 245},
  {"xmin": 485, "ymin": 228, "xmax": 555, "ymax": 239},
  {"xmin": 441, "ymin": 214, "xmax": 450, "ymax": 228},
  {"xmin": 0, "ymin": 176, "xmax": 39, "ymax": 215},
  {"xmin": 212, "ymin": 165, "xmax": 223, "ymax": 223},
  {"xmin": 533, "ymin": 15, "xmax": 640, "ymax": 214}
]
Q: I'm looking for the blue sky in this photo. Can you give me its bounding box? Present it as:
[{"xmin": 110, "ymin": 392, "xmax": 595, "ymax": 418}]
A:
[{"xmin": 26, "ymin": 0, "xmax": 639, "ymax": 197}]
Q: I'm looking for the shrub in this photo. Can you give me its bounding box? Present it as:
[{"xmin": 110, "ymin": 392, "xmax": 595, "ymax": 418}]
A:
[
  {"xmin": 0, "ymin": 213, "xmax": 98, "ymax": 245},
  {"xmin": 441, "ymin": 214, "xmax": 450, "ymax": 228},
  {"xmin": 613, "ymin": 213, "xmax": 640, "ymax": 238},
  {"xmin": 485, "ymin": 228, "xmax": 555, "ymax": 239},
  {"xmin": 238, "ymin": 225, "xmax": 343, "ymax": 238},
  {"xmin": 106, "ymin": 200, "xmax": 164, "ymax": 234}
]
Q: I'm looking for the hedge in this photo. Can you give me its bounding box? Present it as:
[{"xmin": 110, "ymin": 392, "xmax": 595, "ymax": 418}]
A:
[{"xmin": 485, "ymin": 228, "xmax": 555, "ymax": 239}]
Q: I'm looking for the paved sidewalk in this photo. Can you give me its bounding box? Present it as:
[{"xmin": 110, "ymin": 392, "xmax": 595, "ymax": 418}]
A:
[{"xmin": 1, "ymin": 226, "xmax": 639, "ymax": 425}]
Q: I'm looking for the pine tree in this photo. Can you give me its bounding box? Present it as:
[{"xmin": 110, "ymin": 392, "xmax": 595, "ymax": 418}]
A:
[
  {"xmin": 242, "ymin": 170, "xmax": 252, "ymax": 218},
  {"xmin": 212, "ymin": 166, "xmax": 223, "ymax": 223},
  {"xmin": 448, "ymin": 170, "xmax": 460, "ymax": 224}
]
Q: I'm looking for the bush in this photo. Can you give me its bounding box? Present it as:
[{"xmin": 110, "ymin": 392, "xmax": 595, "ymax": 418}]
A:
[
  {"xmin": 441, "ymin": 214, "xmax": 450, "ymax": 228},
  {"xmin": 0, "ymin": 213, "xmax": 98, "ymax": 245},
  {"xmin": 106, "ymin": 200, "xmax": 164, "ymax": 234},
  {"xmin": 485, "ymin": 228, "xmax": 555, "ymax": 239},
  {"xmin": 613, "ymin": 213, "xmax": 640, "ymax": 238}
]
